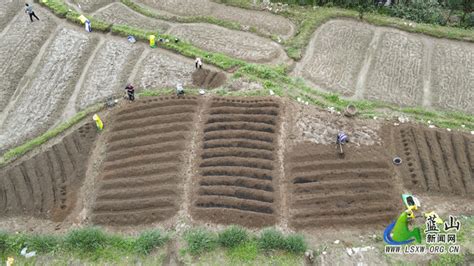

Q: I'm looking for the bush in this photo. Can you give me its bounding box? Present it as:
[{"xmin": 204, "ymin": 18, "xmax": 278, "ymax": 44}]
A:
[
  {"xmin": 0, "ymin": 232, "xmax": 8, "ymax": 255},
  {"xmin": 257, "ymin": 228, "xmax": 285, "ymax": 251},
  {"xmin": 134, "ymin": 230, "xmax": 168, "ymax": 255},
  {"xmin": 184, "ymin": 228, "xmax": 217, "ymax": 256},
  {"xmin": 64, "ymin": 227, "xmax": 107, "ymax": 254},
  {"xmin": 26, "ymin": 235, "xmax": 61, "ymax": 254},
  {"xmin": 283, "ymin": 234, "xmax": 307, "ymax": 254},
  {"xmin": 218, "ymin": 226, "xmax": 248, "ymax": 248}
]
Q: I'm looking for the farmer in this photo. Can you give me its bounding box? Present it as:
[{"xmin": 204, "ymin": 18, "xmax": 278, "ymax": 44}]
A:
[
  {"xmin": 25, "ymin": 3, "xmax": 40, "ymax": 22},
  {"xmin": 195, "ymin": 57, "xmax": 202, "ymax": 69},
  {"xmin": 336, "ymin": 132, "xmax": 349, "ymax": 145},
  {"xmin": 176, "ymin": 83, "xmax": 184, "ymax": 97},
  {"xmin": 125, "ymin": 84, "xmax": 135, "ymax": 101}
]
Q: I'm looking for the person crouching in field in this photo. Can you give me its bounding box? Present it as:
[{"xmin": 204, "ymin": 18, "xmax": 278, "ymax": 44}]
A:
[
  {"xmin": 25, "ymin": 4, "xmax": 40, "ymax": 22},
  {"xmin": 125, "ymin": 84, "xmax": 135, "ymax": 101}
]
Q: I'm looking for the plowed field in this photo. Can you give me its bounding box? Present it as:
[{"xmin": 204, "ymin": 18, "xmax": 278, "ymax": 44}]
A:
[
  {"xmin": 91, "ymin": 96, "xmax": 199, "ymax": 225},
  {"xmin": 191, "ymin": 97, "xmax": 281, "ymax": 227},
  {"xmin": 0, "ymin": 1, "xmax": 20, "ymax": 31},
  {"xmin": 286, "ymin": 144, "xmax": 398, "ymax": 229},
  {"xmin": 393, "ymin": 125, "xmax": 474, "ymax": 196},
  {"xmin": 0, "ymin": 123, "xmax": 97, "ymax": 221}
]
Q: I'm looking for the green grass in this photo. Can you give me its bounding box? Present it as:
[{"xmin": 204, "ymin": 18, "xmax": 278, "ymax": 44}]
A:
[
  {"xmin": 227, "ymin": 240, "xmax": 259, "ymax": 263},
  {"xmin": 184, "ymin": 228, "xmax": 218, "ymax": 256},
  {"xmin": 0, "ymin": 103, "xmax": 103, "ymax": 167},
  {"xmin": 0, "ymin": 228, "xmax": 168, "ymax": 262},
  {"xmin": 218, "ymin": 226, "xmax": 249, "ymax": 248}
]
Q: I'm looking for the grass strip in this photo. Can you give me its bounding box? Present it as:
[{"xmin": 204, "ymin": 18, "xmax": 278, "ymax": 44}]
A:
[{"xmin": 0, "ymin": 227, "xmax": 168, "ymax": 262}]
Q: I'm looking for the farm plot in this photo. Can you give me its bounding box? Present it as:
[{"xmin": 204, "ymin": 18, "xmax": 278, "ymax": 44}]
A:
[
  {"xmin": 133, "ymin": 49, "xmax": 195, "ymax": 90},
  {"xmin": 72, "ymin": 0, "xmax": 115, "ymax": 13},
  {"xmin": 0, "ymin": 123, "xmax": 97, "ymax": 221},
  {"xmin": 168, "ymin": 24, "xmax": 286, "ymax": 63},
  {"xmin": 297, "ymin": 20, "xmax": 373, "ymax": 96},
  {"xmin": 192, "ymin": 69, "xmax": 226, "ymax": 89},
  {"xmin": 0, "ymin": 28, "xmax": 97, "ymax": 150},
  {"xmin": 77, "ymin": 39, "xmax": 143, "ymax": 109},
  {"xmin": 286, "ymin": 144, "xmax": 398, "ymax": 229},
  {"xmin": 393, "ymin": 125, "xmax": 474, "ymax": 196},
  {"xmin": 91, "ymin": 96, "xmax": 199, "ymax": 225},
  {"xmin": 0, "ymin": 11, "xmax": 56, "ymax": 112},
  {"xmin": 191, "ymin": 97, "xmax": 281, "ymax": 227},
  {"xmin": 92, "ymin": 2, "xmax": 170, "ymax": 33},
  {"xmin": 365, "ymin": 32, "xmax": 425, "ymax": 107},
  {"xmin": 431, "ymin": 42, "xmax": 474, "ymax": 114},
  {"xmin": 0, "ymin": 0, "xmax": 21, "ymax": 31},
  {"xmin": 136, "ymin": 0, "xmax": 294, "ymax": 37}
]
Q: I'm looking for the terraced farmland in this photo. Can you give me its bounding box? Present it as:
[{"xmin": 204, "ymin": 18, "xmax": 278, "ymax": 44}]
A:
[
  {"xmin": 91, "ymin": 96, "xmax": 199, "ymax": 225},
  {"xmin": 0, "ymin": 123, "xmax": 97, "ymax": 221},
  {"xmin": 77, "ymin": 39, "xmax": 144, "ymax": 109},
  {"xmin": 394, "ymin": 125, "xmax": 474, "ymax": 196},
  {"xmin": 191, "ymin": 97, "xmax": 281, "ymax": 227},
  {"xmin": 286, "ymin": 144, "xmax": 398, "ymax": 229},
  {"xmin": 0, "ymin": 28, "xmax": 97, "ymax": 150},
  {"xmin": 0, "ymin": 10, "xmax": 56, "ymax": 111}
]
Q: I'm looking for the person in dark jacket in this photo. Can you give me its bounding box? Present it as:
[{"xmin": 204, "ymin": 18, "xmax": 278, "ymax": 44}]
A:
[{"xmin": 125, "ymin": 84, "xmax": 135, "ymax": 101}]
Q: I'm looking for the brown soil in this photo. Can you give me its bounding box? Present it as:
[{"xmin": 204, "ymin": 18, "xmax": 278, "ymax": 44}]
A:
[
  {"xmin": 391, "ymin": 124, "xmax": 474, "ymax": 196},
  {"xmin": 0, "ymin": 123, "xmax": 97, "ymax": 221},
  {"xmin": 192, "ymin": 69, "xmax": 227, "ymax": 89},
  {"xmin": 285, "ymin": 143, "xmax": 399, "ymax": 229},
  {"xmin": 190, "ymin": 97, "xmax": 281, "ymax": 228},
  {"xmin": 90, "ymin": 96, "xmax": 199, "ymax": 225}
]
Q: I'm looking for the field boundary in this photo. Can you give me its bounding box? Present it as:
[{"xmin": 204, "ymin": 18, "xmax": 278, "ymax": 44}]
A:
[{"xmin": 0, "ymin": 103, "xmax": 103, "ymax": 167}]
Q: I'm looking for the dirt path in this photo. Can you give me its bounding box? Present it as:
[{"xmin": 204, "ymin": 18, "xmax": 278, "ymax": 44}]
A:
[{"xmin": 294, "ymin": 18, "xmax": 474, "ymax": 114}]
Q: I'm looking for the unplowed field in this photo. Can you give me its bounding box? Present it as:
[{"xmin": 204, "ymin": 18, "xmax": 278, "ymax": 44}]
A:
[
  {"xmin": 77, "ymin": 39, "xmax": 143, "ymax": 109},
  {"xmin": 0, "ymin": 123, "xmax": 97, "ymax": 221},
  {"xmin": 91, "ymin": 96, "xmax": 199, "ymax": 225},
  {"xmin": 72, "ymin": 0, "xmax": 115, "ymax": 13},
  {"xmin": 169, "ymin": 24, "xmax": 286, "ymax": 63},
  {"xmin": 0, "ymin": 28, "xmax": 97, "ymax": 150},
  {"xmin": 133, "ymin": 50, "xmax": 195, "ymax": 90},
  {"xmin": 431, "ymin": 42, "xmax": 474, "ymax": 114},
  {"xmin": 296, "ymin": 19, "xmax": 474, "ymax": 113},
  {"xmin": 93, "ymin": 3, "xmax": 171, "ymax": 33},
  {"xmin": 393, "ymin": 125, "xmax": 474, "ymax": 196},
  {"xmin": 0, "ymin": 10, "xmax": 56, "ymax": 111},
  {"xmin": 136, "ymin": 0, "xmax": 294, "ymax": 37},
  {"xmin": 365, "ymin": 32, "xmax": 425, "ymax": 106},
  {"xmin": 191, "ymin": 97, "xmax": 281, "ymax": 227},
  {"xmin": 296, "ymin": 20, "xmax": 374, "ymax": 96},
  {"xmin": 286, "ymin": 144, "xmax": 398, "ymax": 229},
  {"xmin": 0, "ymin": 1, "xmax": 20, "ymax": 31}
]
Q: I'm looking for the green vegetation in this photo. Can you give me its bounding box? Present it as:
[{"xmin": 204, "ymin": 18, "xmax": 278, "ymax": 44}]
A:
[
  {"xmin": 0, "ymin": 228, "xmax": 168, "ymax": 262},
  {"xmin": 270, "ymin": 0, "xmax": 474, "ymax": 28},
  {"xmin": 38, "ymin": 0, "xmax": 111, "ymax": 32},
  {"xmin": 184, "ymin": 227, "xmax": 307, "ymax": 257},
  {"xmin": 0, "ymin": 103, "xmax": 103, "ymax": 167},
  {"xmin": 218, "ymin": 226, "xmax": 249, "ymax": 248},
  {"xmin": 184, "ymin": 228, "xmax": 218, "ymax": 256}
]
